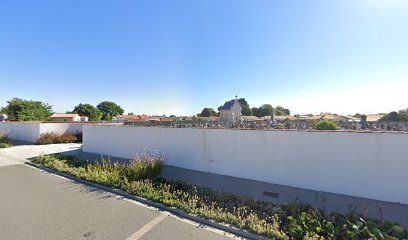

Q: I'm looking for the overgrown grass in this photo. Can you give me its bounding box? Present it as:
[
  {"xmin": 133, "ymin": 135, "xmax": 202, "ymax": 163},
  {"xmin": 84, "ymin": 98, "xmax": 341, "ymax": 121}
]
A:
[
  {"xmin": 33, "ymin": 154, "xmax": 407, "ymax": 239},
  {"xmin": 0, "ymin": 134, "xmax": 13, "ymax": 148},
  {"xmin": 36, "ymin": 132, "xmax": 82, "ymax": 145}
]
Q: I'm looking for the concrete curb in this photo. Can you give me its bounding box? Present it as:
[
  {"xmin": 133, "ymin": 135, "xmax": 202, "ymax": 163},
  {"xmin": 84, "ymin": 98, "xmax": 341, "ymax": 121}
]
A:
[{"xmin": 26, "ymin": 162, "xmax": 267, "ymax": 240}]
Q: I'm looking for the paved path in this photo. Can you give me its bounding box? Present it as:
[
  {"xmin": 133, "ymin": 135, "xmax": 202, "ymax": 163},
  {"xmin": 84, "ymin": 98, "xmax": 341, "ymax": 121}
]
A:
[{"xmin": 0, "ymin": 145, "xmax": 237, "ymax": 240}]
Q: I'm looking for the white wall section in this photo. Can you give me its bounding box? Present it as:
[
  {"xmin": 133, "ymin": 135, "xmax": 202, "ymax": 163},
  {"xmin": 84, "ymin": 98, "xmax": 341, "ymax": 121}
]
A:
[
  {"xmin": 83, "ymin": 126, "xmax": 408, "ymax": 204},
  {"xmin": 0, "ymin": 122, "xmax": 86, "ymax": 143}
]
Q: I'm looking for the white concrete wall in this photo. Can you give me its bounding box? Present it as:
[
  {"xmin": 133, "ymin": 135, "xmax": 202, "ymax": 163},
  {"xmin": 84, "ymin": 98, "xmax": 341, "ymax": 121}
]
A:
[
  {"xmin": 0, "ymin": 122, "xmax": 40, "ymax": 143},
  {"xmin": 83, "ymin": 126, "xmax": 408, "ymax": 204},
  {"xmin": 39, "ymin": 123, "xmax": 84, "ymax": 135},
  {"xmin": 0, "ymin": 122, "xmax": 86, "ymax": 143}
]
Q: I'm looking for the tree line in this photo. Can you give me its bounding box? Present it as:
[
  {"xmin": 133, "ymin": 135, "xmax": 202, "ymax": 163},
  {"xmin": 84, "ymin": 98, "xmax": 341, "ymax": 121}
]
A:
[
  {"xmin": 198, "ymin": 98, "xmax": 290, "ymax": 118},
  {"xmin": 380, "ymin": 109, "xmax": 408, "ymax": 122},
  {"xmin": 0, "ymin": 98, "xmax": 124, "ymax": 121}
]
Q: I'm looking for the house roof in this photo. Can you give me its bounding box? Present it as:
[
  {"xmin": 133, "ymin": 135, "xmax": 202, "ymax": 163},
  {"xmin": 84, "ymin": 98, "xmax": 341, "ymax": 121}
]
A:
[
  {"xmin": 196, "ymin": 116, "xmax": 219, "ymax": 121},
  {"xmin": 50, "ymin": 113, "xmax": 78, "ymax": 118},
  {"xmin": 118, "ymin": 114, "xmax": 151, "ymax": 121},
  {"xmin": 366, "ymin": 114, "xmax": 385, "ymax": 122},
  {"xmin": 220, "ymin": 100, "xmax": 236, "ymax": 110},
  {"xmin": 160, "ymin": 117, "xmax": 177, "ymax": 122}
]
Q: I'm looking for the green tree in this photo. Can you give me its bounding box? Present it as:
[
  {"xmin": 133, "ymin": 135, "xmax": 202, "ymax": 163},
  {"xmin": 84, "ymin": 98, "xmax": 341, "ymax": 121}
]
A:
[
  {"xmin": 105, "ymin": 113, "xmax": 112, "ymax": 121},
  {"xmin": 70, "ymin": 103, "xmax": 102, "ymax": 121},
  {"xmin": 251, "ymin": 107, "xmax": 259, "ymax": 117},
  {"xmin": 252, "ymin": 104, "xmax": 273, "ymax": 117},
  {"xmin": 96, "ymin": 101, "xmax": 124, "ymax": 120},
  {"xmin": 380, "ymin": 111, "xmax": 400, "ymax": 121},
  {"xmin": 1, "ymin": 98, "xmax": 53, "ymax": 121},
  {"xmin": 237, "ymin": 98, "xmax": 252, "ymax": 116},
  {"xmin": 198, "ymin": 108, "xmax": 217, "ymax": 117},
  {"xmin": 314, "ymin": 120, "xmax": 337, "ymax": 130},
  {"xmin": 274, "ymin": 106, "xmax": 290, "ymax": 116}
]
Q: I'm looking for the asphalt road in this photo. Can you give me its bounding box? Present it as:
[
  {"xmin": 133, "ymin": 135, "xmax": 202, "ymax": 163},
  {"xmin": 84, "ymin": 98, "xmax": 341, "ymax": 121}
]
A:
[{"xmin": 0, "ymin": 145, "xmax": 237, "ymax": 240}]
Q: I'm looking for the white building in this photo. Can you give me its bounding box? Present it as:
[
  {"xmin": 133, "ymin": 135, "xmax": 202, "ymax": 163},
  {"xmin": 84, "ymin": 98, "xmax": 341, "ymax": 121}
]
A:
[
  {"xmin": 0, "ymin": 113, "xmax": 7, "ymax": 122},
  {"xmin": 49, "ymin": 113, "xmax": 81, "ymax": 122},
  {"xmin": 219, "ymin": 98, "xmax": 242, "ymax": 124},
  {"xmin": 80, "ymin": 116, "xmax": 89, "ymax": 122}
]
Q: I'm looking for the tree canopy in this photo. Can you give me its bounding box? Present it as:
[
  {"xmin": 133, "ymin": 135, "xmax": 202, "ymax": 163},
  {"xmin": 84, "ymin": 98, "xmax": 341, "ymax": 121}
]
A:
[
  {"xmin": 198, "ymin": 108, "xmax": 217, "ymax": 117},
  {"xmin": 252, "ymin": 104, "xmax": 273, "ymax": 117},
  {"xmin": 274, "ymin": 106, "xmax": 290, "ymax": 116},
  {"xmin": 70, "ymin": 103, "xmax": 102, "ymax": 121},
  {"xmin": 96, "ymin": 101, "xmax": 124, "ymax": 120},
  {"xmin": 238, "ymin": 98, "xmax": 252, "ymax": 116},
  {"xmin": 380, "ymin": 110, "xmax": 408, "ymax": 122},
  {"xmin": 1, "ymin": 98, "xmax": 53, "ymax": 121}
]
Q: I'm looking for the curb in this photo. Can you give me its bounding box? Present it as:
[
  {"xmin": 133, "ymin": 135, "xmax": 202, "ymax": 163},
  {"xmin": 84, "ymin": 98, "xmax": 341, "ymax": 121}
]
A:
[{"xmin": 26, "ymin": 162, "xmax": 266, "ymax": 240}]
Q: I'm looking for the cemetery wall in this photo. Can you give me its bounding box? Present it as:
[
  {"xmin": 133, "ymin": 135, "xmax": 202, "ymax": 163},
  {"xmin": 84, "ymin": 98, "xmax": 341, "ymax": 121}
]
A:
[
  {"xmin": 0, "ymin": 122, "xmax": 86, "ymax": 143},
  {"xmin": 83, "ymin": 126, "xmax": 408, "ymax": 204}
]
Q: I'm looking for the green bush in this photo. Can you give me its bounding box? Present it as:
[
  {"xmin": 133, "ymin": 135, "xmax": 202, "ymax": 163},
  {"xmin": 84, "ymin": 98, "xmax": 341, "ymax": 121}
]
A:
[
  {"xmin": 0, "ymin": 134, "xmax": 12, "ymax": 148},
  {"xmin": 314, "ymin": 120, "xmax": 337, "ymax": 130},
  {"xmin": 33, "ymin": 154, "xmax": 407, "ymax": 239},
  {"xmin": 126, "ymin": 152, "xmax": 165, "ymax": 181},
  {"xmin": 36, "ymin": 132, "xmax": 82, "ymax": 145}
]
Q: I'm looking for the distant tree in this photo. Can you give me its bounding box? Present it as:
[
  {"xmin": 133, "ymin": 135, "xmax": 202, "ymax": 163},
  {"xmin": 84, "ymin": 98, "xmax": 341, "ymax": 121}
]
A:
[
  {"xmin": 314, "ymin": 120, "xmax": 337, "ymax": 130},
  {"xmin": 251, "ymin": 107, "xmax": 259, "ymax": 117},
  {"xmin": 1, "ymin": 98, "xmax": 53, "ymax": 121},
  {"xmin": 381, "ymin": 110, "xmax": 408, "ymax": 122},
  {"xmin": 198, "ymin": 108, "xmax": 217, "ymax": 117},
  {"xmin": 71, "ymin": 103, "xmax": 102, "ymax": 121},
  {"xmin": 252, "ymin": 104, "xmax": 273, "ymax": 117},
  {"xmin": 170, "ymin": 115, "xmax": 176, "ymax": 117},
  {"xmin": 380, "ymin": 111, "xmax": 400, "ymax": 121},
  {"xmin": 96, "ymin": 101, "xmax": 124, "ymax": 120},
  {"xmin": 274, "ymin": 106, "xmax": 290, "ymax": 116},
  {"xmin": 127, "ymin": 112, "xmax": 134, "ymax": 115},
  {"xmin": 105, "ymin": 113, "xmax": 112, "ymax": 121},
  {"xmin": 237, "ymin": 98, "xmax": 253, "ymax": 116}
]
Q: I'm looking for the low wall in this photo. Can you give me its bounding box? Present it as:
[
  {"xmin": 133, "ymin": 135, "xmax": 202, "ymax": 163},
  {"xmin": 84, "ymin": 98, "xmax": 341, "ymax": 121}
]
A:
[
  {"xmin": 0, "ymin": 122, "xmax": 86, "ymax": 143},
  {"xmin": 83, "ymin": 126, "xmax": 408, "ymax": 204},
  {"xmin": 39, "ymin": 123, "xmax": 83, "ymax": 135},
  {"xmin": 0, "ymin": 122, "xmax": 40, "ymax": 143}
]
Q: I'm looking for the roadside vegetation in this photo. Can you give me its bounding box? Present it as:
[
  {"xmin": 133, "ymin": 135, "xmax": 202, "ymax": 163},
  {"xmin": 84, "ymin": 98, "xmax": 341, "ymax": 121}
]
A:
[
  {"xmin": 34, "ymin": 154, "xmax": 407, "ymax": 239},
  {"xmin": 0, "ymin": 134, "xmax": 13, "ymax": 148},
  {"xmin": 36, "ymin": 132, "xmax": 82, "ymax": 145}
]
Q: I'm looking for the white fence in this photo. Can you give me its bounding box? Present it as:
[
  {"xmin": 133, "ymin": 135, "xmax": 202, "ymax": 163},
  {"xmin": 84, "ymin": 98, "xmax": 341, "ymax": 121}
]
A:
[
  {"xmin": 83, "ymin": 126, "xmax": 408, "ymax": 204},
  {"xmin": 0, "ymin": 122, "xmax": 85, "ymax": 143}
]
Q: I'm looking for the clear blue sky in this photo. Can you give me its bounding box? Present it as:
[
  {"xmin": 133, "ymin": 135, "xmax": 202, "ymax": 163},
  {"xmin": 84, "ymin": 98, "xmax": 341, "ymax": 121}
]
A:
[{"xmin": 1, "ymin": 0, "xmax": 407, "ymax": 115}]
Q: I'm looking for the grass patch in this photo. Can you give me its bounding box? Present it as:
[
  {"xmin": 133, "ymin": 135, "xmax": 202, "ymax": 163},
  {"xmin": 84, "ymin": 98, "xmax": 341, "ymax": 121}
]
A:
[
  {"xmin": 0, "ymin": 134, "xmax": 13, "ymax": 148},
  {"xmin": 33, "ymin": 154, "xmax": 407, "ymax": 239},
  {"xmin": 36, "ymin": 132, "xmax": 82, "ymax": 145}
]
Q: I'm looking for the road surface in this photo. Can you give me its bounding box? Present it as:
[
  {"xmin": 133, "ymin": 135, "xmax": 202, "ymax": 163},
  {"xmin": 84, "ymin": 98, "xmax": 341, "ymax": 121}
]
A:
[{"xmin": 0, "ymin": 144, "xmax": 238, "ymax": 240}]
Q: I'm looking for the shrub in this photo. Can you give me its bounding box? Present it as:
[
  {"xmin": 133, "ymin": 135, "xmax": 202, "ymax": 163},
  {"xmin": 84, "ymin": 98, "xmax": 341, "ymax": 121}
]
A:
[
  {"xmin": 126, "ymin": 151, "xmax": 165, "ymax": 181},
  {"xmin": 36, "ymin": 132, "xmax": 82, "ymax": 145},
  {"xmin": 33, "ymin": 153, "xmax": 407, "ymax": 239},
  {"xmin": 314, "ymin": 120, "xmax": 337, "ymax": 130},
  {"xmin": 0, "ymin": 133, "xmax": 12, "ymax": 148},
  {"xmin": 34, "ymin": 152, "xmax": 165, "ymax": 188}
]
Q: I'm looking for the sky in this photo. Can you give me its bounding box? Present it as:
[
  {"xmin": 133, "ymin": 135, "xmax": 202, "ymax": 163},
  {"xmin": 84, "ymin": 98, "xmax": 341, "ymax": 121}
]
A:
[{"xmin": 0, "ymin": 0, "xmax": 407, "ymax": 116}]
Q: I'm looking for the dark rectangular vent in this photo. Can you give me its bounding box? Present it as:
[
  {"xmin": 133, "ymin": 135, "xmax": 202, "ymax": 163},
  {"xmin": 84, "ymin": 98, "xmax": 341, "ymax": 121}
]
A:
[{"xmin": 262, "ymin": 191, "xmax": 279, "ymax": 198}]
